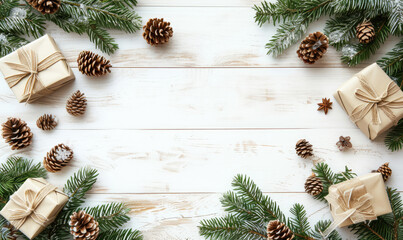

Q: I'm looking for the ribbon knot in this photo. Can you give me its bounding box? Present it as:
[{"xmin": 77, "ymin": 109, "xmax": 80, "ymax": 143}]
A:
[
  {"xmin": 350, "ymin": 75, "xmax": 403, "ymax": 125},
  {"xmin": 4, "ymin": 47, "xmax": 65, "ymax": 103},
  {"xmin": 6, "ymin": 183, "xmax": 57, "ymax": 230},
  {"xmin": 322, "ymin": 180, "xmax": 376, "ymax": 237}
]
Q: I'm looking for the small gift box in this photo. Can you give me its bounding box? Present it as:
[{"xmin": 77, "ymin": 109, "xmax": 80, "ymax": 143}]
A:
[
  {"xmin": 0, "ymin": 178, "xmax": 68, "ymax": 239},
  {"xmin": 334, "ymin": 63, "xmax": 403, "ymax": 140},
  {"xmin": 322, "ymin": 173, "xmax": 392, "ymax": 236},
  {"xmin": 0, "ymin": 34, "xmax": 75, "ymax": 103}
]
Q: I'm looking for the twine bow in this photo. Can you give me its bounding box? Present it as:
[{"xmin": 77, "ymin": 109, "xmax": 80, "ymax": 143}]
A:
[
  {"xmin": 6, "ymin": 183, "xmax": 57, "ymax": 230},
  {"xmin": 4, "ymin": 47, "xmax": 65, "ymax": 102},
  {"xmin": 350, "ymin": 75, "xmax": 403, "ymax": 125},
  {"xmin": 322, "ymin": 180, "xmax": 376, "ymax": 237}
]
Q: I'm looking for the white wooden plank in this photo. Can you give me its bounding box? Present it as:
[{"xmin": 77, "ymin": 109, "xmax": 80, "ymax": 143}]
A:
[
  {"xmin": 84, "ymin": 193, "xmax": 356, "ymax": 239},
  {"xmin": 0, "ymin": 67, "xmax": 382, "ymax": 129},
  {"xmin": 41, "ymin": 7, "xmax": 399, "ymax": 68},
  {"xmin": 1, "ymin": 129, "xmax": 401, "ymax": 193}
]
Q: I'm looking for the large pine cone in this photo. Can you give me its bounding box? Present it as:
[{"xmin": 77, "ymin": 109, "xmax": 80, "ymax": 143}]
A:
[
  {"xmin": 305, "ymin": 173, "xmax": 323, "ymax": 196},
  {"xmin": 44, "ymin": 144, "xmax": 73, "ymax": 173},
  {"xmin": 77, "ymin": 51, "xmax": 112, "ymax": 77},
  {"xmin": 67, "ymin": 90, "xmax": 87, "ymax": 116},
  {"xmin": 373, "ymin": 162, "xmax": 392, "ymax": 182},
  {"xmin": 143, "ymin": 18, "xmax": 173, "ymax": 46},
  {"xmin": 1, "ymin": 118, "xmax": 33, "ymax": 150},
  {"xmin": 295, "ymin": 139, "xmax": 313, "ymax": 159},
  {"xmin": 297, "ymin": 32, "xmax": 328, "ymax": 64},
  {"xmin": 37, "ymin": 114, "xmax": 58, "ymax": 130},
  {"xmin": 26, "ymin": 0, "xmax": 60, "ymax": 14},
  {"xmin": 267, "ymin": 220, "xmax": 294, "ymax": 240},
  {"xmin": 356, "ymin": 22, "xmax": 375, "ymax": 44},
  {"xmin": 70, "ymin": 211, "xmax": 99, "ymax": 240}
]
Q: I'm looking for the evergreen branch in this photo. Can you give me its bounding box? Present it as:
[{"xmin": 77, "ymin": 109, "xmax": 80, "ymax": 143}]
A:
[
  {"xmin": 385, "ymin": 119, "xmax": 403, "ymax": 152},
  {"xmin": 83, "ymin": 203, "xmax": 131, "ymax": 232},
  {"xmin": 0, "ymin": 7, "xmax": 45, "ymax": 38},
  {"xmin": 265, "ymin": 15, "xmax": 308, "ymax": 57},
  {"xmin": 97, "ymin": 229, "xmax": 143, "ymax": 240},
  {"xmin": 377, "ymin": 39, "xmax": 403, "ymax": 77},
  {"xmin": 288, "ymin": 204, "xmax": 313, "ymax": 239},
  {"xmin": 341, "ymin": 16, "xmax": 390, "ymax": 66},
  {"xmin": 232, "ymin": 174, "xmax": 287, "ymax": 223},
  {"xmin": 253, "ymin": 0, "xmax": 300, "ymax": 26},
  {"xmin": 312, "ymin": 220, "xmax": 342, "ymax": 240},
  {"xmin": 389, "ymin": 0, "xmax": 403, "ymax": 36},
  {"xmin": 325, "ymin": 13, "xmax": 364, "ymax": 50},
  {"xmin": 63, "ymin": 167, "xmax": 98, "ymax": 212},
  {"xmin": 387, "ymin": 188, "xmax": 403, "ymax": 239},
  {"xmin": 86, "ymin": 25, "xmax": 119, "ymax": 55},
  {"xmin": 329, "ymin": 0, "xmax": 392, "ymax": 16},
  {"xmin": 199, "ymin": 215, "xmax": 266, "ymax": 240}
]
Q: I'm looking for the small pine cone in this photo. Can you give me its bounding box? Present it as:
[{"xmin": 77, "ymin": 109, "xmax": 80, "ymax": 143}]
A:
[
  {"xmin": 373, "ymin": 162, "xmax": 392, "ymax": 182},
  {"xmin": 143, "ymin": 18, "xmax": 173, "ymax": 46},
  {"xmin": 305, "ymin": 173, "xmax": 323, "ymax": 196},
  {"xmin": 36, "ymin": 114, "xmax": 58, "ymax": 130},
  {"xmin": 297, "ymin": 32, "xmax": 329, "ymax": 64},
  {"xmin": 70, "ymin": 211, "xmax": 99, "ymax": 240},
  {"xmin": 26, "ymin": 0, "xmax": 60, "ymax": 14},
  {"xmin": 336, "ymin": 136, "xmax": 352, "ymax": 151},
  {"xmin": 267, "ymin": 220, "xmax": 294, "ymax": 240},
  {"xmin": 77, "ymin": 51, "xmax": 112, "ymax": 77},
  {"xmin": 295, "ymin": 139, "xmax": 313, "ymax": 159},
  {"xmin": 43, "ymin": 144, "xmax": 73, "ymax": 172},
  {"xmin": 356, "ymin": 22, "xmax": 375, "ymax": 44},
  {"xmin": 1, "ymin": 118, "xmax": 33, "ymax": 150},
  {"xmin": 67, "ymin": 90, "xmax": 87, "ymax": 116}
]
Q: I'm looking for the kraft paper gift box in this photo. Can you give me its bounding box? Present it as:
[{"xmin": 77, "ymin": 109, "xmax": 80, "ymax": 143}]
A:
[
  {"xmin": 0, "ymin": 34, "xmax": 75, "ymax": 103},
  {"xmin": 0, "ymin": 178, "xmax": 68, "ymax": 239},
  {"xmin": 322, "ymin": 173, "xmax": 392, "ymax": 236},
  {"xmin": 334, "ymin": 63, "xmax": 403, "ymax": 140}
]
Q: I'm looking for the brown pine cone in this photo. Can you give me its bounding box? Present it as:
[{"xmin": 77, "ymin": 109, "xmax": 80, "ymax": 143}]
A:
[
  {"xmin": 70, "ymin": 211, "xmax": 99, "ymax": 240},
  {"xmin": 297, "ymin": 32, "xmax": 329, "ymax": 64},
  {"xmin": 295, "ymin": 139, "xmax": 313, "ymax": 159},
  {"xmin": 1, "ymin": 118, "xmax": 33, "ymax": 150},
  {"xmin": 373, "ymin": 162, "xmax": 392, "ymax": 182},
  {"xmin": 143, "ymin": 18, "xmax": 173, "ymax": 46},
  {"xmin": 26, "ymin": 0, "xmax": 60, "ymax": 14},
  {"xmin": 267, "ymin": 220, "xmax": 294, "ymax": 240},
  {"xmin": 336, "ymin": 136, "xmax": 352, "ymax": 151},
  {"xmin": 77, "ymin": 51, "xmax": 112, "ymax": 77},
  {"xmin": 67, "ymin": 90, "xmax": 87, "ymax": 116},
  {"xmin": 43, "ymin": 144, "xmax": 73, "ymax": 173},
  {"xmin": 305, "ymin": 173, "xmax": 323, "ymax": 196},
  {"xmin": 36, "ymin": 114, "xmax": 58, "ymax": 130},
  {"xmin": 356, "ymin": 22, "xmax": 375, "ymax": 44}
]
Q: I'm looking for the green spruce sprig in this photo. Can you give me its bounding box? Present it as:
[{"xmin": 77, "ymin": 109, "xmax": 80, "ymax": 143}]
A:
[
  {"xmin": 199, "ymin": 173, "xmax": 341, "ymax": 240},
  {"xmin": 254, "ymin": 0, "xmax": 403, "ymax": 66},
  {"xmin": 0, "ymin": 0, "xmax": 141, "ymax": 56},
  {"xmin": 0, "ymin": 156, "xmax": 142, "ymax": 240}
]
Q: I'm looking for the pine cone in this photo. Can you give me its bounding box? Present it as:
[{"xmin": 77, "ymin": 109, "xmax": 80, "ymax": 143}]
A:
[
  {"xmin": 336, "ymin": 136, "xmax": 352, "ymax": 151},
  {"xmin": 356, "ymin": 22, "xmax": 375, "ymax": 44},
  {"xmin": 373, "ymin": 162, "xmax": 392, "ymax": 182},
  {"xmin": 267, "ymin": 220, "xmax": 294, "ymax": 240},
  {"xmin": 67, "ymin": 90, "xmax": 87, "ymax": 116},
  {"xmin": 43, "ymin": 144, "xmax": 73, "ymax": 173},
  {"xmin": 295, "ymin": 139, "xmax": 313, "ymax": 159},
  {"xmin": 70, "ymin": 211, "xmax": 99, "ymax": 240},
  {"xmin": 26, "ymin": 0, "xmax": 60, "ymax": 14},
  {"xmin": 297, "ymin": 32, "xmax": 328, "ymax": 64},
  {"xmin": 77, "ymin": 51, "xmax": 112, "ymax": 77},
  {"xmin": 36, "ymin": 114, "xmax": 58, "ymax": 130},
  {"xmin": 305, "ymin": 173, "xmax": 323, "ymax": 196},
  {"xmin": 143, "ymin": 18, "xmax": 173, "ymax": 46},
  {"xmin": 1, "ymin": 118, "xmax": 33, "ymax": 150}
]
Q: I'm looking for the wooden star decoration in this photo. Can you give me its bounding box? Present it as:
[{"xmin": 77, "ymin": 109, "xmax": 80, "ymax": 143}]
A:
[{"xmin": 317, "ymin": 98, "xmax": 332, "ymax": 114}]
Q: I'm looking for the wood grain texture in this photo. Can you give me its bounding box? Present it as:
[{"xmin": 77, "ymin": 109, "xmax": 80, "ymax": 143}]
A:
[{"xmin": 0, "ymin": 1, "xmax": 401, "ymax": 239}]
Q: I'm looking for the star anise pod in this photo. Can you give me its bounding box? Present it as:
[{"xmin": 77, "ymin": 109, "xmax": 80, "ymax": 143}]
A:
[
  {"xmin": 317, "ymin": 98, "xmax": 332, "ymax": 114},
  {"xmin": 336, "ymin": 136, "xmax": 352, "ymax": 151}
]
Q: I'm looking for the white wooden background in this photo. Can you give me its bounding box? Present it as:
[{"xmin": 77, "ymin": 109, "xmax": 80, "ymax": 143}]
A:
[{"xmin": 1, "ymin": 0, "xmax": 402, "ymax": 239}]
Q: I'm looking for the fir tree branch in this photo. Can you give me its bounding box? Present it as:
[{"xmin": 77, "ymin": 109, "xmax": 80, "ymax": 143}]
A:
[
  {"xmin": 288, "ymin": 204, "xmax": 313, "ymax": 239},
  {"xmin": 385, "ymin": 119, "xmax": 403, "ymax": 152},
  {"xmin": 377, "ymin": 39, "xmax": 403, "ymax": 77},
  {"xmin": 83, "ymin": 203, "xmax": 131, "ymax": 232},
  {"xmin": 388, "ymin": 0, "xmax": 403, "ymax": 36},
  {"xmin": 97, "ymin": 229, "xmax": 143, "ymax": 240}
]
